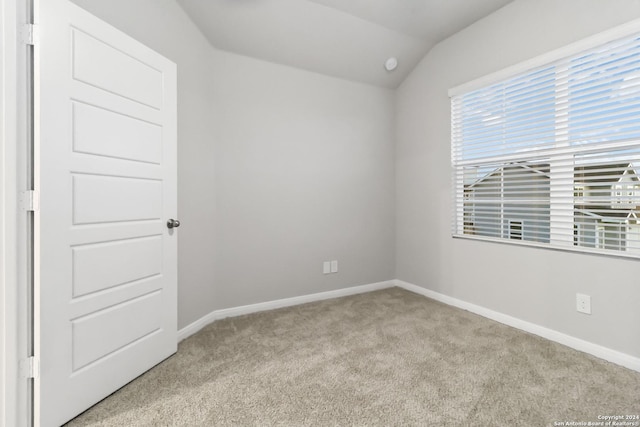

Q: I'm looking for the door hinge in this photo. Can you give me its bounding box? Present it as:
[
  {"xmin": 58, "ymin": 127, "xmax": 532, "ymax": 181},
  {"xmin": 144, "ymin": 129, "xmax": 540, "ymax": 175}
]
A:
[
  {"xmin": 20, "ymin": 23, "xmax": 39, "ymax": 45},
  {"xmin": 20, "ymin": 356, "xmax": 40, "ymax": 379},
  {"xmin": 20, "ymin": 190, "xmax": 40, "ymax": 212}
]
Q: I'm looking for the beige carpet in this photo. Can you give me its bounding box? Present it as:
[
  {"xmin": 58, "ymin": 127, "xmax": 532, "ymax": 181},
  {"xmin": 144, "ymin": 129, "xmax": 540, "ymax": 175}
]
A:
[{"xmin": 66, "ymin": 287, "xmax": 640, "ymax": 426}]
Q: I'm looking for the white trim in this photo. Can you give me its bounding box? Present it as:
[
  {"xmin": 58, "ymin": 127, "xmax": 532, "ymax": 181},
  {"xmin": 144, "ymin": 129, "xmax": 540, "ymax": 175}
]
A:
[
  {"xmin": 452, "ymin": 233, "xmax": 640, "ymax": 261},
  {"xmin": 179, "ymin": 278, "xmax": 640, "ymax": 373},
  {"xmin": 1, "ymin": 0, "xmax": 21, "ymax": 426},
  {"xmin": 449, "ymin": 17, "xmax": 640, "ymax": 97},
  {"xmin": 395, "ymin": 280, "xmax": 640, "ymax": 373},
  {"xmin": 177, "ymin": 280, "xmax": 395, "ymax": 342}
]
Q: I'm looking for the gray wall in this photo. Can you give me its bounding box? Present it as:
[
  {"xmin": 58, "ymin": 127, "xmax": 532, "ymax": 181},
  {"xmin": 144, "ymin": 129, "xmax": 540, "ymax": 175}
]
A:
[
  {"xmin": 396, "ymin": 0, "xmax": 640, "ymax": 358},
  {"xmin": 211, "ymin": 51, "xmax": 395, "ymax": 309},
  {"xmin": 70, "ymin": 0, "xmax": 396, "ymax": 328}
]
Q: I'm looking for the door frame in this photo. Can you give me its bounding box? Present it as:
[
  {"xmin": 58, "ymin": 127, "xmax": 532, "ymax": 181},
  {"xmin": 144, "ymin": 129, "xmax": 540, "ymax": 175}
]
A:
[{"xmin": 2, "ymin": 0, "xmax": 34, "ymax": 425}]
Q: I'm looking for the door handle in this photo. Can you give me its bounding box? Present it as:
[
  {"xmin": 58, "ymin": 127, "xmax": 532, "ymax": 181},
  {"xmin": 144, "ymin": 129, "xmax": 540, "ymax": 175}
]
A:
[{"xmin": 167, "ymin": 219, "xmax": 181, "ymax": 229}]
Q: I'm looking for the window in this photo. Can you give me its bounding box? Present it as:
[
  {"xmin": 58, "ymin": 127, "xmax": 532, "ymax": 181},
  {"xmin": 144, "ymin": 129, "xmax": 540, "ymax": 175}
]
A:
[
  {"xmin": 508, "ymin": 220, "xmax": 523, "ymax": 240},
  {"xmin": 595, "ymin": 226, "xmax": 606, "ymax": 250},
  {"xmin": 451, "ymin": 27, "xmax": 640, "ymax": 258}
]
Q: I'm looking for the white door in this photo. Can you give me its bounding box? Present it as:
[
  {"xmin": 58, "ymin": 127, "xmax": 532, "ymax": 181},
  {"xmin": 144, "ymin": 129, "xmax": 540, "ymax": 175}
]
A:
[{"xmin": 34, "ymin": 1, "xmax": 178, "ymax": 426}]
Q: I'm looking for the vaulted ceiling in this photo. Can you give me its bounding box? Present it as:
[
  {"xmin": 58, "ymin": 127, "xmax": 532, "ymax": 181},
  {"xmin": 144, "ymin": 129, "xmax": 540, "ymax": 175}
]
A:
[{"xmin": 177, "ymin": 0, "xmax": 513, "ymax": 88}]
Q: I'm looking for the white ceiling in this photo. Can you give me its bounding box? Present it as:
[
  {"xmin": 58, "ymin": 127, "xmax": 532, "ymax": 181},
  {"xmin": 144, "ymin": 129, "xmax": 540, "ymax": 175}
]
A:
[{"xmin": 177, "ymin": 0, "xmax": 513, "ymax": 88}]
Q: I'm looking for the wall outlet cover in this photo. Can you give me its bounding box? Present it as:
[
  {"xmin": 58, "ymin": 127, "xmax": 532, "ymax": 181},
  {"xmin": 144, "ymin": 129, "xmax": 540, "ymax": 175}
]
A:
[
  {"xmin": 576, "ymin": 293, "xmax": 591, "ymax": 315},
  {"xmin": 323, "ymin": 261, "xmax": 331, "ymax": 274}
]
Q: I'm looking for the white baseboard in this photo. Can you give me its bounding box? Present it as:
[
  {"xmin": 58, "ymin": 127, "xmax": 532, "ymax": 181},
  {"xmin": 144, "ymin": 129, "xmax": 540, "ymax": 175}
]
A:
[
  {"xmin": 395, "ymin": 280, "xmax": 640, "ymax": 373},
  {"xmin": 178, "ymin": 278, "xmax": 640, "ymax": 373},
  {"xmin": 177, "ymin": 280, "xmax": 395, "ymax": 342}
]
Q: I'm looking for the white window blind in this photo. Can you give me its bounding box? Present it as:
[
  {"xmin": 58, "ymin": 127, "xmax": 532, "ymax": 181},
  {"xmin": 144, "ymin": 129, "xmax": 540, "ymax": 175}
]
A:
[{"xmin": 451, "ymin": 29, "xmax": 640, "ymax": 258}]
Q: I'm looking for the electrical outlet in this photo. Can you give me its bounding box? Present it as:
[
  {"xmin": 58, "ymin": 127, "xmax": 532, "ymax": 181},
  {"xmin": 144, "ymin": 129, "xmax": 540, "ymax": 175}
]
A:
[
  {"xmin": 323, "ymin": 261, "xmax": 331, "ymax": 274},
  {"xmin": 330, "ymin": 260, "xmax": 338, "ymax": 273},
  {"xmin": 576, "ymin": 293, "xmax": 591, "ymax": 315}
]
